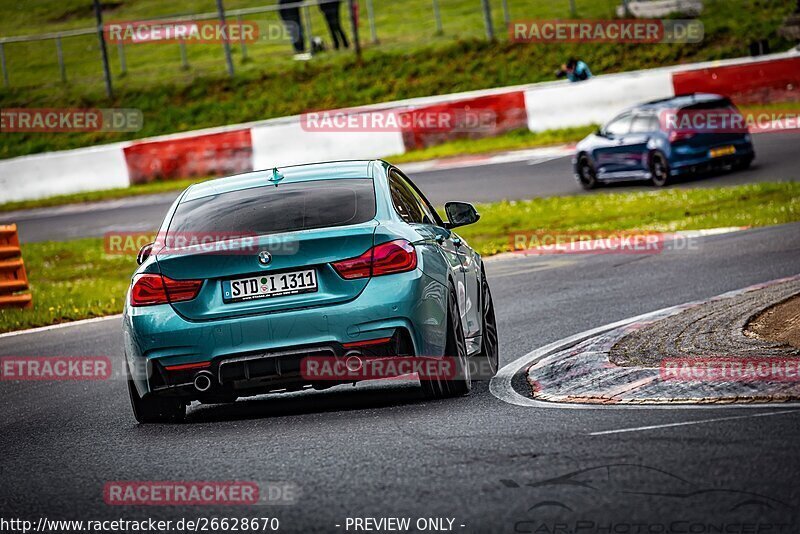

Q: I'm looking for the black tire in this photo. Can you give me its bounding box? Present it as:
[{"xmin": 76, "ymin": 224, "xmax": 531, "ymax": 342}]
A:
[
  {"xmin": 475, "ymin": 267, "xmax": 498, "ymax": 380},
  {"xmin": 733, "ymin": 156, "xmax": 753, "ymax": 171},
  {"xmin": 127, "ymin": 369, "xmax": 186, "ymax": 424},
  {"xmin": 421, "ymin": 285, "xmax": 472, "ymax": 399},
  {"xmin": 577, "ymin": 154, "xmax": 598, "ymax": 190},
  {"xmin": 650, "ymin": 151, "xmax": 670, "ymax": 187}
]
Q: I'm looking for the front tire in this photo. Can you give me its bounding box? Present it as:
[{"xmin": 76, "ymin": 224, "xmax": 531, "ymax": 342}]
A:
[
  {"xmin": 650, "ymin": 151, "xmax": 670, "ymax": 187},
  {"xmin": 577, "ymin": 154, "xmax": 598, "ymax": 190},
  {"xmin": 421, "ymin": 285, "xmax": 472, "ymax": 399},
  {"xmin": 127, "ymin": 370, "xmax": 186, "ymax": 424}
]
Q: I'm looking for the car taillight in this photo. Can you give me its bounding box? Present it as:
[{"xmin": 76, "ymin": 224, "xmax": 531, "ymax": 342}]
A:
[
  {"xmin": 332, "ymin": 239, "xmax": 417, "ymax": 280},
  {"xmin": 130, "ymin": 274, "xmax": 203, "ymax": 307},
  {"xmin": 669, "ymin": 130, "xmax": 696, "ymax": 143}
]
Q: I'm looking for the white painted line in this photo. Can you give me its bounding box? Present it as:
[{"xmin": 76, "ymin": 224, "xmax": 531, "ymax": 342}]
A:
[
  {"xmin": 588, "ymin": 410, "xmax": 800, "ymax": 436},
  {"xmin": 525, "ymin": 155, "xmax": 570, "ymax": 166},
  {"xmin": 0, "ymin": 314, "xmax": 122, "ymax": 339},
  {"xmin": 402, "ymin": 145, "xmax": 573, "ymax": 174}
]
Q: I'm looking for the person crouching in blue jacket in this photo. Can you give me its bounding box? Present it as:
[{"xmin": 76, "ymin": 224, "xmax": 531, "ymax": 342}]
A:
[{"xmin": 556, "ymin": 58, "xmax": 593, "ymax": 82}]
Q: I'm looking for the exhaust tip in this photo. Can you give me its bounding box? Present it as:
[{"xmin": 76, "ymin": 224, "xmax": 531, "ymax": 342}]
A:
[
  {"xmin": 193, "ymin": 371, "xmax": 213, "ymax": 392},
  {"xmin": 344, "ymin": 351, "xmax": 363, "ymax": 372}
]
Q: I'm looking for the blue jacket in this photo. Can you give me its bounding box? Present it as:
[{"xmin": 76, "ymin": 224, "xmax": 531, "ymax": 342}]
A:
[{"xmin": 568, "ymin": 61, "xmax": 592, "ymax": 82}]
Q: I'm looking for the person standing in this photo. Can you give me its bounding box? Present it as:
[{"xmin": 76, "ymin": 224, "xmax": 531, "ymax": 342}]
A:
[
  {"xmin": 319, "ymin": 0, "xmax": 349, "ymax": 49},
  {"xmin": 279, "ymin": 0, "xmax": 307, "ymax": 57}
]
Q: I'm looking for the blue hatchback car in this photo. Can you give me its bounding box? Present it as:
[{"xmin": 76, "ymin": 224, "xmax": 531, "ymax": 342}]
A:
[
  {"xmin": 124, "ymin": 160, "xmax": 498, "ymax": 423},
  {"xmin": 573, "ymin": 93, "xmax": 755, "ymax": 189}
]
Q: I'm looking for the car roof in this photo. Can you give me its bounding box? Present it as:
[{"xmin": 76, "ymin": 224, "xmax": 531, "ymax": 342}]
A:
[
  {"xmin": 181, "ymin": 160, "xmax": 381, "ymax": 202},
  {"xmin": 634, "ymin": 93, "xmax": 730, "ymax": 112}
]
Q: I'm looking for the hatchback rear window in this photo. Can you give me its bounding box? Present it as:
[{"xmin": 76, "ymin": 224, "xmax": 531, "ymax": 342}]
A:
[{"xmin": 168, "ymin": 178, "xmax": 376, "ymax": 237}]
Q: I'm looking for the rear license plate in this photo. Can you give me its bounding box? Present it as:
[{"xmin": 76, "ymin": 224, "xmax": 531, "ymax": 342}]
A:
[
  {"xmin": 710, "ymin": 145, "xmax": 736, "ymax": 158},
  {"xmin": 223, "ymin": 269, "xmax": 317, "ymax": 302}
]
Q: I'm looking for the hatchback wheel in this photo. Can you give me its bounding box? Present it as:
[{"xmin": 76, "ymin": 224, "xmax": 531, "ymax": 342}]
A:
[
  {"xmin": 475, "ymin": 268, "xmax": 498, "ymax": 380},
  {"xmin": 421, "ymin": 285, "xmax": 472, "ymax": 398},
  {"xmin": 733, "ymin": 156, "xmax": 753, "ymax": 171},
  {"xmin": 650, "ymin": 151, "xmax": 670, "ymax": 187},
  {"xmin": 577, "ymin": 155, "xmax": 598, "ymax": 190},
  {"xmin": 128, "ymin": 370, "xmax": 186, "ymax": 424}
]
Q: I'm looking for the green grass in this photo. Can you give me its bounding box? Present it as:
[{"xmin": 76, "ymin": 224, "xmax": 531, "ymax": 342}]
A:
[
  {"xmin": 2, "ymin": 181, "xmax": 798, "ymax": 333},
  {"xmin": 0, "ymin": 0, "xmax": 795, "ymax": 160},
  {"xmin": 0, "ymin": 238, "xmax": 133, "ymax": 333},
  {"xmin": 386, "ymin": 125, "xmax": 597, "ymax": 164},
  {"xmin": 455, "ymin": 182, "xmax": 800, "ymax": 256}
]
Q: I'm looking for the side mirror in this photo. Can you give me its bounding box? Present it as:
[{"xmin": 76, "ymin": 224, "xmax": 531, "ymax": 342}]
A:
[
  {"xmin": 444, "ymin": 201, "xmax": 480, "ymax": 228},
  {"xmin": 136, "ymin": 242, "xmax": 154, "ymax": 265}
]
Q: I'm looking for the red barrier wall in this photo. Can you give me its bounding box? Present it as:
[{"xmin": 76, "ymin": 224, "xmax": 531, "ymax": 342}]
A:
[
  {"xmin": 672, "ymin": 57, "xmax": 800, "ymax": 104},
  {"xmin": 124, "ymin": 129, "xmax": 253, "ymax": 184},
  {"xmin": 398, "ymin": 91, "xmax": 528, "ymax": 151}
]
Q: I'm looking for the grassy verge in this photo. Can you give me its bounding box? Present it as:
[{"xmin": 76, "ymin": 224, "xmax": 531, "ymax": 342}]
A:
[
  {"xmin": 0, "ymin": 0, "xmax": 795, "ymax": 159},
  {"xmin": 2, "ymin": 182, "xmax": 798, "ymax": 333},
  {"xmin": 1, "ymin": 238, "xmax": 133, "ymax": 333},
  {"xmin": 456, "ymin": 182, "xmax": 800, "ymax": 256}
]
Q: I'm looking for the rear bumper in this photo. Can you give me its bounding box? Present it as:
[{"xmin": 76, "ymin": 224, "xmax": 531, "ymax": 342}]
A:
[
  {"xmin": 670, "ymin": 142, "xmax": 755, "ymax": 176},
  {"xmin": 123, "ymin": 268, "xmax": 448, "ymax": 398}
]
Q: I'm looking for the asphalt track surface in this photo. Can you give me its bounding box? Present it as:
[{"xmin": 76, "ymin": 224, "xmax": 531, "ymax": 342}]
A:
[
  {"xmin": 5, "ymin": 130, "xmax": 799, "ymax": 244},
  {"xmin": 2, "ymin": 223, "xmax": 800, "ymax": 531}
]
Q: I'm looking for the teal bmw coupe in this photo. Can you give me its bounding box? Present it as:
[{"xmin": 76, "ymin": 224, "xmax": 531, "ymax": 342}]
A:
[{"xmin": 124, "ymin": 160, "xmax": 498, "ymax": 423}]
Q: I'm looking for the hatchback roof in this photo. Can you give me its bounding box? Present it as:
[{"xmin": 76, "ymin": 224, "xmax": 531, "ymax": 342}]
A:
[
  {"xmin": 182, "ymin": 160, "xmax": 380, "ymax": 202},
  {"xmin": 637, "ymin": 93, "xmax": 730, "ymax": 111}
]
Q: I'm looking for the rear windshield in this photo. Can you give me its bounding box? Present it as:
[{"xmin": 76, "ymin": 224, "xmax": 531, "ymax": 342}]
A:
[{"xmin": 168, "ymin": 178, "xmax": 376, "ymax": 237}]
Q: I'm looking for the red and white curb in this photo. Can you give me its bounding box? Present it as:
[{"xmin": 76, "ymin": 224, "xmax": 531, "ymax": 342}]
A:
[{"xmin": 489, "ymin": 274, "xmax": 800, "ymax": 410}]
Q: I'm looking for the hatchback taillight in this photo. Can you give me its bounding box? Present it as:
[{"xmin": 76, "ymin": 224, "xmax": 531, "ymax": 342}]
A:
[
  {"xmin": 130, "ymin": 274, "xmax": 203, "ymax": 307},
  {"xmin": 332, "ymin": 239, "xmax": 417, "ymax": 280},
  {"xmin": 669, "ymin": 130, "xmax": 696, "ymax": 143}
]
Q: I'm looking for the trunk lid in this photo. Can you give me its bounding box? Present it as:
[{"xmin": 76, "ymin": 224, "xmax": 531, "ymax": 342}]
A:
[{"xmin": 156, "ymin": 221, "xmax": 378, "ymax": 321}]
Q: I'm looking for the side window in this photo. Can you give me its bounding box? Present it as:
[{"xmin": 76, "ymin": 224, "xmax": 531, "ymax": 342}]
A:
[
  {"xmin": 630, "ymin": 114, "xmax": 659, "ymax": 133},
  {"xmin": 605, "ymin": 114, "xmax": 633, "ymax": 136},
  {"xmin": 389, "ymin": 172, "xmax": 425, "ymax": 224},
  {"xmin": 396, "ymin": 172, "xmax": 439, "ymax": 226}
]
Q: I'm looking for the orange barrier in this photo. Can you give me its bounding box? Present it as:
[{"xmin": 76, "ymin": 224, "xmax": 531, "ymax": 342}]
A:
[{"xmin": 0, "ymin": 224, "xmax": 32, "ymax": 308}]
